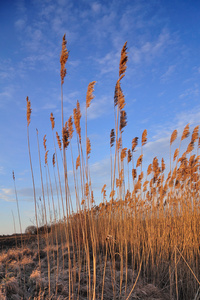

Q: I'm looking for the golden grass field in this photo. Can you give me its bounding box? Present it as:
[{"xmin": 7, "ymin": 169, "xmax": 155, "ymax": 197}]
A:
[{"xmin": 0, "ymin": 35, "xmax": 199, "ymax": 300}]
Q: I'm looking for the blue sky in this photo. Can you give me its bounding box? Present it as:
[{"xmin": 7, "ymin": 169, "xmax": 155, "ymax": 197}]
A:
[{"xmin": 0, "ymin": 0, "xmax": 200, "ymax": 234}]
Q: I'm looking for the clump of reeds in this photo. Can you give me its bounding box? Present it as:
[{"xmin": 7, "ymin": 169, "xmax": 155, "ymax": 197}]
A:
[{"xmin": 3, "ymin": 34, "xmax": 200, "ymax": 300}]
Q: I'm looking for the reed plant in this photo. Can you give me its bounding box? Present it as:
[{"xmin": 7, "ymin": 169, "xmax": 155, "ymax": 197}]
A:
[{"xmin": 1, "ymin": 34, "xmax": 200, "ymax": 300}]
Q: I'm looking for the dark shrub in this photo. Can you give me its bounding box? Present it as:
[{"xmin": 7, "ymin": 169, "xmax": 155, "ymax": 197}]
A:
[{"xmin": 25, "ymin": 225, "xmax": 37, "ymax": 235}]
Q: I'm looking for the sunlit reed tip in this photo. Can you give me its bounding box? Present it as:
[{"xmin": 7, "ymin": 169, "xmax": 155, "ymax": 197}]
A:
[
  {"xmin": 43, "ymin": 135, "xmax": 47, "ymax": 151},
  {"xmin": 110, "ymin": 129, "xmax": 115, "ymax": 147},
  {"xmin": 170, "ymin": 129, "xmax": 178, "ymax": 145},
  {"xmin": 73, "ymin": 101, "xmax": 81, "ymax": 142},
  {"xmin": 121, "ymin": 147, "xmax": 127, "ymax": 162},
  {"xmin": 181, "ymin": 123, "xmax": 190, "ymax": 141},
  {"xmin": 60, "ymin": 34, "xmax": 69, "ymax": 85},
  {"xmin": 26, "ymin": 96, "xmax": 32, "ymax": 127},
  {"xmin": 119, "ymin": 110, "xmax": 127, "ymax": 132},
  {"xmin": 52, "ymin": 153, "xmax": 55, "ymax": 167},
  {"xmin": 114, "ymin": 80, "xmax": 125, "ymax": 110},
  {"xmin": 86, "ymin": 81, "xmax": 96, "ymax": 108},
  {"xmin": 68, "ymin": 116, "xmax": 73, "ymax": 139},
  {"xmin": 56, "ymin": 132, "xmax": 62, "ymax": 151},
  {"xmin": 50, "ymin": 113, "xmax": 55, "ymax": 130},
  {"xmin": 191, "ymin": 125, "xmax": 199, "ymax": 143},
  {"xmin": 132, "ymin": 137, "xmax": 138, "ymax": 152},
  {"xmin": 136, "ymin": 154, "xmax": 143, "ymax": 168},
  {"xmin": 45, "ymin": 150, "xmax": 49, "ymax": 165},
  {"xmin": 62, "ymin": 122, "xmax": 69, "ymax": 149},
  {"xmin": 86, "ymin": 137, "xmax": 91, "ymax": 158},
  {"xmin": 128, "ymin": 149, "xmax": 132, "ymax": 163},
  {"xmin": 76, "ymin": 155, "xmax": 80, "ymax": 170},
  {"xmin": 142, "ymin": 129, "xmax": 147, "ymax": 146},
  {"xmin": 119, "ymin": 41, "xmax": 128, "ymax": 79}
]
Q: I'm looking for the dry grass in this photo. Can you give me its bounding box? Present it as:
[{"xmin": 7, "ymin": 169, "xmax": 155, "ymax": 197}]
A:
[{"xmin": 0, "ymin": 35, "xmax": 200, "ymax": 299}]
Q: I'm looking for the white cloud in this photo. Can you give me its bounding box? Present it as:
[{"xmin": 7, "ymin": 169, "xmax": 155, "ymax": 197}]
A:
[
  {"xmin": 0, "ymin": 60, "xmax": 15, "ymax": 80},
  {"xmin": 91, "ymin": 2, "xmax": 101, "ymax": 13},
  {"xmin": 87, "ymin": 95, "xmax": 112, "ymax": 120},
  {"xmin": 15, "ymin": 18, "xmax": 27, "ymax": 30},
  {"xmin": 16, "ymin": 0, "xmax": 26, "ymax": 14},
  {"xmin": 0, "ymin": 188, "xmax": 15, "ymax": 202},
  {"xmin": 129, "ymin": 30, "xmax": 171, "ymax": 65},
  {"xmin": 41, "ymin": 103, "xmax": 58, "ymax": 110},
  {"xmin": 161, "ymin": 65, "xmax": 176, "ymax": 81},
  {"xmin": 175, "ymin": 106, "xmax": 200, "ymax": 128},
  {"xmin": 0, "ymin": 85, "xmax": 15, "ymax": 107},
  {"xmin": 1, "ymin": 188, "xmax": 13, "ymax": 195},
  {"xmin": 179, "ymin": 85, "xmax": 199, "ymax": 100},
  {"xmin": 95, "ymin": 51, "xmax": 119, "ymax": 75}
]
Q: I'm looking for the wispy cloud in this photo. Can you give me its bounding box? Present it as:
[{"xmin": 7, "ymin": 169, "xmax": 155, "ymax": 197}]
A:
[
  {"xmin": 41, "ymin": 103, "xmax": 58, "ymax": 110},
  {"xmin": 0, "ymin": 167, "xmax": 4, "ymax": 174},
  {"xmin": 95, "ymin": 51, "xmax": 119, "ymax": 75},
  {"xmin": 0, "ymin": 188, "xmax": 15, "ymax": 202},
  {"xmin": 129, "ymin": 30, "xmax": 171, "ymax": 65},
  {"xmin": 87, "ymin": 95, "xmax": 112, "ymax": 120},
  {"xmin": 0, "ymin": 85, "xmax": 15, "ymax": 107},
  {"xmin": 91, "ymin": 2, "xmax": 102, "ymax": 14},
  {"xmin": 0, "ymin": 59, "xmax": 15, "ymax": 80},
  {"xmin": 179, "ymin": 85, "xmax": 199, "ymax": 100},
  {"xmin": 161, "ymin": 65, "xmax": 176, "ymax": 82},
  {"xmin": 14, "ymin": 17, "xmax": 27, "ymax": 31}
]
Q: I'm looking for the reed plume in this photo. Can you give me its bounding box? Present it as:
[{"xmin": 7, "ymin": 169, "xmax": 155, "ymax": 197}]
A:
[
  {"xmin": 68, "ymin": 116, "xmax": 74, "ymax": 139},
  {"xmin": 73, "ymin": 101, "xmax": 81, "ymax": 142},
  {"xmin": 173, "ymin": 148, "xmax": 179, "ymax": 161},
  {"xmin": 60, "ymin": 34, "xmax": 69, "ymax": 85},
  {"xmin": 110, "ymin": 129, "xmax": 115, "ymax": 147},
  {"xmin": 52, "ymin": 153, "xmax": 55, "ymax": 167},
  {"xmin": 181, "ymin": 123, "xmax": 190, "ymax": 140},
  {"xmin": 56, "ymin": 132, "xmax": 62, "ymax": 151},
  {"xmin": 142, "ymin": 129, "xmax": 147, "ymax": 146},
  {"xmin": 121, "ymin": 148, "xmax": 127, "ymax": 162},
  {"xmin": 147, "ymin": 163, "xmax": 152, "ymax": 175},
  {"xmin": 86, "ymin": 137, "xmax": 91, "ymax": 159},
  {"xmin": 76, "ymin": 155, "xmax": 80, "ymax": 170},
  {"xmin": 161, "ymin": 158, "xmax": 165, "ymax": 172},
  {"xmin": 62, "ymin": 122, "xmax": 69, "ymax": 149},
  {"xmin": 45, "ymin": 150, "xmax": 49, "ymax": 165},
  {"xmin": 43, "ymin": 134, "xmax": 47, "ymax": 151},
  {"xmin": 127, "ymin": 149, "xmax": 132, "ymax": 163},
  {"xmin": 132, "ymin": 137, "xmax": 139, "ymax": 152},
  {"xmin": 170, "ymin": 129, "xmax": 178, "ymax": 171},
  {"xmin": 114, "ymin": 80, "xmax": 125, "ymax": 110},
  {"xmin": 26, "ymin": 96, "xmax": 31, "ymax": 126},
  {"xmin": 136, "ymin": 154, "xmax": 143, "ymax": 168},
  {"xmin": 50, "ymin": 112, "xmax": 55, "ymax": 130},
  {"xmin": 170, "ymin": 129, "xmax": 178, "ymax": 145},
  {"xmin": 86, "ymin": 81, "xmax": 96, "ymax": 108},
  {"xmin": 191, "ymin": 125, "xmax": 199, "ymax": 142},
  {"xmin": 186, "ymin": 141, "xmax": 194, "ymax": 153},
  {"xmin": 119, "ymin": 110, "xmax": 127, "ymax": 132},
  {"xmin": 119, "ymin": 41, "xmax": 128, "ymax": 79}
]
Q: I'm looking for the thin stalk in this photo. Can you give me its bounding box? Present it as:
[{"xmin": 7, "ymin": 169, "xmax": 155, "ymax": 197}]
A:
[{"xmin": 27, "ymin": 125, "xmax": 41, "ymax": 274}]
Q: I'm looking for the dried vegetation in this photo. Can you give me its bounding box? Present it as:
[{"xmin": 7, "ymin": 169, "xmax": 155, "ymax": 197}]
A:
[{"xmin": 0, "ymin": 35, "xmax": 200, "ymax": 300}]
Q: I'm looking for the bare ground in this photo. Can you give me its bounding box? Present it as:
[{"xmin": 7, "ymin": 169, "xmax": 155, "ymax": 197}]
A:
[{"xmin": 0, "ymin": 234, "xmax": 171, "ymax": 300}]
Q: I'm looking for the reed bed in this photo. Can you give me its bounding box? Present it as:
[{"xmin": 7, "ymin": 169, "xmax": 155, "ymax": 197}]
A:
[{"xmin": 0, "ymin": 35, "xmax": 200, "ymax": 300}]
